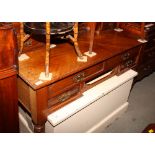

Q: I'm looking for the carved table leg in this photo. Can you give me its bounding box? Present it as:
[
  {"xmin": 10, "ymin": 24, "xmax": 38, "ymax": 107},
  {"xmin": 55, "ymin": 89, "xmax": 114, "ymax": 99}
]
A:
[{"xmin": 29, "ymin": 87, "xmax": 48, "ymax": 133}]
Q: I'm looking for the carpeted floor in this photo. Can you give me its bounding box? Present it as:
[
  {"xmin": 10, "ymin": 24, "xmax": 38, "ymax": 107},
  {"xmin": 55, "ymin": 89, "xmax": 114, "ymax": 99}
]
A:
[{"xmin": 103, "ymin": 72, "xmax": 155, "ymax": 133}]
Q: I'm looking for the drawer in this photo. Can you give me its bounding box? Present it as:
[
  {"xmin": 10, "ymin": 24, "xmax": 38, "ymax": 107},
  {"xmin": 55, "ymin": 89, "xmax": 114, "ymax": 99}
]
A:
[
  {"xmin": 121, "ymin": 46, "xmax": 140, "ymax": 61},
  {"xmin": 105, "ymin": 46, "xmax": 140, "ymax": 70},
  {"xmin": 120, "ymin": 56, "xmax": 137, "ymax": 71},
  {"xmin": 48, "ymin": 85, "xmax": 81, "ymax": 108},
  {"xmin": 48, "ymin": 62, "xmax": 104, "ymax": 99}
]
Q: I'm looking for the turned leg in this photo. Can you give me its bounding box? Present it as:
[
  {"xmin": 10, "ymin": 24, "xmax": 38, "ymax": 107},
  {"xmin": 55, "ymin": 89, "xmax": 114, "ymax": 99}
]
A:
[
  {"xmin": 34, "ymin": 123, "xmax": 45, "ymax": 133},
  {"xmin": 29, "ymin": 87, "xmax": 48, "ymax": 133}
]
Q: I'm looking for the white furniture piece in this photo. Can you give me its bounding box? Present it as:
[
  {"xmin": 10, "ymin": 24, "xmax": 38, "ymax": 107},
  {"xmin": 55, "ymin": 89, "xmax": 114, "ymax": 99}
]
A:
[{"xmin": 19, "ymin": 69, "xmax": 137, "ymax": 133}]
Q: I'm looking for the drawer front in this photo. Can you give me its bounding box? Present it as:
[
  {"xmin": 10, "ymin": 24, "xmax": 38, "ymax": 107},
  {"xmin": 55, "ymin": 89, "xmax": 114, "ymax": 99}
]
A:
[
  {"xmin": 48, "ymin": 62, "xmax": 104, "ymax": 99},
  {"xmin": 105, "ymin": 46, "xmax": 140, "ymax": 71},
  {"xmin": 120, "ymin": 56, "xmax": 137, "ymax": 71},
  {"xmin": 48, "ymin": 85, "xmax": 80, "ymax": 108},
  {"xmin": 122, "ymin": 46, "xmax": 140, "ymax": 61}
]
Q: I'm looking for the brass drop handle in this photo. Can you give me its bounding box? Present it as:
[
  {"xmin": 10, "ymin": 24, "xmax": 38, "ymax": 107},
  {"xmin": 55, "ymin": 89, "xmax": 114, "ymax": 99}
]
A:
[
  {"xmin": 58, "ymin": 87, "xmax": 79, "ymax": 102},
  {"xmin": 125, "ymin": 59, "xmax": 133, "ymax": 67},
  {"xmin": 58, "ymin": 93, "xmax": 71, "ymax": 103},
  {"xmin": 73, "ymin": 72, "xmax": 85, "ymax": 83}
]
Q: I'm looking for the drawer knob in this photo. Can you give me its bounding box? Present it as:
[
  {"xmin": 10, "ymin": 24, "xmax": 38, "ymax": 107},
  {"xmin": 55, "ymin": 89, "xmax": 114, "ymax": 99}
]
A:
[
  {"xmin": 58, "ymin": 87, "xmax": 79, "ymax": 102},
  {"xmin": 58, "ymin": 92, "xmax": 71, "ymax": 102},
  {"xmin": 125, "ymin": 59, "xmax": 133, "ymax": 67},
  {"xmin": 73, "ymin": 72, "xmax": 85, "ymax": 83},
  {"xmin": 122, "ymin": 52, "xmax": 130, "ymax": 60}
]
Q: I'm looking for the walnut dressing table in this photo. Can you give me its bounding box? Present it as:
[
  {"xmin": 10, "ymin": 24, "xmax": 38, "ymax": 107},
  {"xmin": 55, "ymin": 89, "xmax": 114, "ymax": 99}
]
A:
[{"xmin": 17, "ymin": 30, "xmax": 143, "ymax": 132}]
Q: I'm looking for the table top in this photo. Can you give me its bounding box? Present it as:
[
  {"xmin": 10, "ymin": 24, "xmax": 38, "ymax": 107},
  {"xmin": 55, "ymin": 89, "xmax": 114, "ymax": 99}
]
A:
[{"xmin": 18, "ymin": 30, "xmax": 142, "ymax": 90}]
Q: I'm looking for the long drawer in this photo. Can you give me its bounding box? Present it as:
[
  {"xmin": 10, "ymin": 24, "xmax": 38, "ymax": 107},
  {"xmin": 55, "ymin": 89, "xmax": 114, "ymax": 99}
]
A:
[{"xmin": 48, "ymin": 62, "xmax": 104, "ymax": 99}]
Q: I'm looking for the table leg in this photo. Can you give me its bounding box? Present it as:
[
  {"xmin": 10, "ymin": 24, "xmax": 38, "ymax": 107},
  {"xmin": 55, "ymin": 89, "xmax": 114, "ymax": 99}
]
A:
[{"xmin": 34, "ymin": 123, "xmax": 45, "ymax": 133}]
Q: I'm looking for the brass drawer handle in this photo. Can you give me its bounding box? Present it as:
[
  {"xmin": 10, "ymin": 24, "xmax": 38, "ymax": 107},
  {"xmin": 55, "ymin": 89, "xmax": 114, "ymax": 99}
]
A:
[
  {"xmin": 124, "ymin": 59, "xmax": 133, "ymax": 68},
  {"xmin": 58, "ymin": 87, "xmax": 79, "ymax": 103},
  {"xmin": 73, "ymin": 72, "xmax": 85, "ymax": 83},
  {"xmin": 58, "ymin": 93, "xmax": 71, "ymax": 102}
]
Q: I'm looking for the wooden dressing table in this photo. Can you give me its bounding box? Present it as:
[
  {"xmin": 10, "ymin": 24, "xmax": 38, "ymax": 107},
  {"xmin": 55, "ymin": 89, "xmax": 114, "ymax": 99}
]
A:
[{"xmin": 17, "ymin": 29, "xmax": 143, "ymax": 132}]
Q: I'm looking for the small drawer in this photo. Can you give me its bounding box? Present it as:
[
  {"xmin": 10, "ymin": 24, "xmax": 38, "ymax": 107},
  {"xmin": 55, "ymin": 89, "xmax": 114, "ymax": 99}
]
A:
[
  {"xmin": 48, "ymin": 85, "xmax": 80, "ymax": 108},
  {"xmin": 121, "ymin": 46, "xmax": 140, "ymax": 61},
  {"xmin": 82, "ymin": 62, "xmax": 104, "ymax": 81},
  {"xmin": 105, "ymin": 46, "xmax": 140, "ymax": 70},
  {"xmin": 105, "ymin": 54, "xmax": 122, "ymax": 70},
  {"xmin": 120, "ymin": 57, "xmax": 137, "ymax": 71},
  {"xmin": 48, "ymin": 62, "xmax": 104, "ymax": 99}
]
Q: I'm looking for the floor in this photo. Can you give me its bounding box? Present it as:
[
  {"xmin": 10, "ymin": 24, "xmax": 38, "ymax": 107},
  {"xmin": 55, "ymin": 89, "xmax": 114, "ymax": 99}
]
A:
[
  {"xmin": 103, "ymin": 72, "xmax": 155, "ymax": 133},
  {"xmin": 19, "ymin": 72, "xmax": 155, "ymax": 133}
]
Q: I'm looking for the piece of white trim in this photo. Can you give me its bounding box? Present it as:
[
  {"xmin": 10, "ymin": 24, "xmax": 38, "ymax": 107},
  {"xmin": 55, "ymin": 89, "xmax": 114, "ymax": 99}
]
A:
[
  {"xmin": 50, "ymin": 44, "xmax": 56, "ymax": 49},
  {"xmin": 145, "ymin": 23, "xmax": 154, "ymax": 28},
  {"xmin": 77, "ymin": 56, "xmax": 87, "ymax": 62},
  {"xmin": 84, "ymin": 51, "xmax": 97, "ymax": 57},
  {"xmin": 137, "ymin": 39, "xmax": 147, "ymax": 43},
  {"xmin": 114, "ymin": 28, "xmax": 123, "ymax": 32},
  {"xmin": 39, "ymin": 72, "xmax": 52, "ymax": 81},
  {"xmin": 86, "ymin": 70, "xmax": 112, "ymax": 85},
  {"xmin": 35, "ymin": 80, "xmax": 43, "ymax": 86},
  {"xmin": 18, "ymin": 54, "xmax": 30, "ymax": 61}
]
